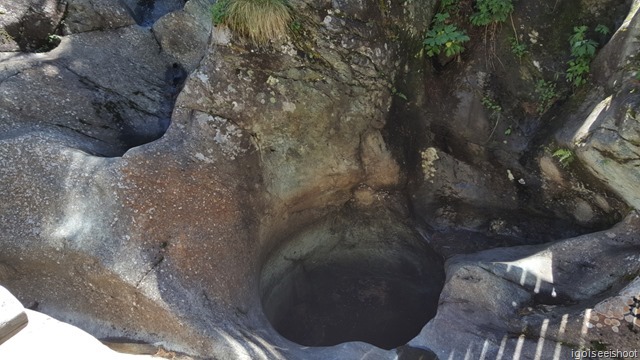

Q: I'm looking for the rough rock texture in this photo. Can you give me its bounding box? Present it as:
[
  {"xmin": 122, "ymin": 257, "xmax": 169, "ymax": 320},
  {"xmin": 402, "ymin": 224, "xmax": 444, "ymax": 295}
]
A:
[
  {"xmin": 62, "ymin": 0, "xmax": 136, "ymax": 34},
  {"xmin": 1, "ymin": 0, "xmax": 640, "ymax": 359},
  {"xmin": 0, "ymin": 0, "xmax": 65, "ymax": 52},
  {"xmin": 0, "ymin": 26, "xmax": 181, "ymax": 156},
  {"xmin": 0, "ymin": 0, "xmax": 436, "ymax": 359},
  {"xmin": 121, "ymin": 0, "xmax": 186, "ymax": 27},
  {"xmin": 152, "ymin": 0, "xmax": 213, "ymax": 71},
  {"xmin": 396, "ymin": 0, "xmax": 632, "ymax": 260},
  {"xmin": 559, "ymin": 0, "xmax": 640, "ymax": 210},
  {"xmin": 260, "ymin": 201, "xmax": 444, "ymax": 350},
  {"xmin": 410, "ymin": 212, "xmax": 640, "ymax": 359}
]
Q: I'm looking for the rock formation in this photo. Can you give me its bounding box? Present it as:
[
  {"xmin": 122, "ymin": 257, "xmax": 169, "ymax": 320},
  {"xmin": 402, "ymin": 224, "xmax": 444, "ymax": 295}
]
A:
[{"xmin": 0, "ymin": 0, "xmax": 639, "ymax": 359}]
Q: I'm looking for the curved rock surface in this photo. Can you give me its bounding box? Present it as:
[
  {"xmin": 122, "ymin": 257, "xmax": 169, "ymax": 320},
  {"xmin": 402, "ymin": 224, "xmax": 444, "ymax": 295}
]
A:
[{"xmin": 0, "ymin": 0, "xmax": 639, "ymax": 359}]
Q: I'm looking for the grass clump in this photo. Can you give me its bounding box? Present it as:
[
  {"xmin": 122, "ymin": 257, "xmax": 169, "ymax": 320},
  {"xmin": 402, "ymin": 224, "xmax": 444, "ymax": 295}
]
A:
[{"xmin": 211, "ymin": 0, "xmax": 292, "ymax": 45}]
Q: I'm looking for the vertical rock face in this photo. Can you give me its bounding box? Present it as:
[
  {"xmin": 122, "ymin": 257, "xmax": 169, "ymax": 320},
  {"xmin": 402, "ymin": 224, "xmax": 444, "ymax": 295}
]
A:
[{"xmin": 562, "ymin": 0, "xmax": 640, "ymax": 210}]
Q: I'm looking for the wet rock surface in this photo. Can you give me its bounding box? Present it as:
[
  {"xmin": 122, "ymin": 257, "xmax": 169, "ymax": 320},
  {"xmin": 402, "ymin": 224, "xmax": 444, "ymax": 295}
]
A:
[{"xmin": 0, "ymin": 0, "xmax": 639, "ymax": 359}]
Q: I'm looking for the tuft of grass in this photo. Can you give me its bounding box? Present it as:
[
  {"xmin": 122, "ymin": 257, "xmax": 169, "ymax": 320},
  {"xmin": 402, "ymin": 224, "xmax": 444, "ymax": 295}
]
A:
[{"xmin": 224, "ymin": 0, "xmax": 292, "ymax": 44}]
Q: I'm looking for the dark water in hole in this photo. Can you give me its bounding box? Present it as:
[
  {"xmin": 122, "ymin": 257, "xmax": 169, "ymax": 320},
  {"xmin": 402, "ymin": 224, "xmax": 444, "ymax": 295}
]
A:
[{"xmin": 264, "ymin": 254, "xmax": 443, "ymax": 350}]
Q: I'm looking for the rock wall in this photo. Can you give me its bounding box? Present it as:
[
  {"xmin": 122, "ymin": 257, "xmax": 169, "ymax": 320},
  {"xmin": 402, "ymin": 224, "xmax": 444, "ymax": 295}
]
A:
[{"xmin": 0, "ymin": 0, "xmax": 639, "ymax": 359}]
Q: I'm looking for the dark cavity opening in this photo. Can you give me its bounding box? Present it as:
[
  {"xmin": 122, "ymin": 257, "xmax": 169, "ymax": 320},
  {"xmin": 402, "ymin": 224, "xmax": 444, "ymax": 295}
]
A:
[
  {"xmin": 125, "ymin": 0, "xmax": 186, "ymax": 26},
  {"xmin": 260, "ymin": 210, "xmax": 445, "ymax": 350}
]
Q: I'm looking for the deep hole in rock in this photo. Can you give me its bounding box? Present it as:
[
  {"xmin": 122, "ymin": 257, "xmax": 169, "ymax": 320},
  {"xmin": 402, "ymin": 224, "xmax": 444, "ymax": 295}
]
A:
[{"xmin": 260, "ymin": 210, "xmax": 445, "ymax": 350}]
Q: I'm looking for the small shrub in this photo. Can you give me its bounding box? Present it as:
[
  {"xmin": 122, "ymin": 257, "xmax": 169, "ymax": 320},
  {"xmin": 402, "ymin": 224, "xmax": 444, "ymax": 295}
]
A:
[
  {"xmin": 595, "ymin": 24, "xmax": 610, "ymax": 36},
  {"xmin": 565, "ymin": 26, "xmax": 599, "ymax": 87},
  {"xmin": 509, "ymin": 37, "xmax": 527, "ymax": 58},
  {"xmin": 440, "ymin": 0, "xmax": 460, "ymax": 13},
  {"xmin": 423, "ymin": 13, "xmax": 469, "ymax": 58},
  {"xmin": 535, "ymin": 79, "xmax": 557, "ymax": 114},
  {"xmin": 35, "ymin": 34, "xmax": 61, "ymax": 53},
  {"xmin": 569, "ymin": 26, "xmax": 597, "ymax": 58},
  {"xmin": 424, "ymin": 24, "xmax": 470, "ymax": 57},
  {"xmin": 566, "ymin": 58, "xmax": 590, "ymax": 87},
  {"xmin": 470, "ymin": 0, "xmax": 514, "ymax": 26},
  {"xmin": 213, "ymin": 0, "xmax": 292, "ymax": 44}
]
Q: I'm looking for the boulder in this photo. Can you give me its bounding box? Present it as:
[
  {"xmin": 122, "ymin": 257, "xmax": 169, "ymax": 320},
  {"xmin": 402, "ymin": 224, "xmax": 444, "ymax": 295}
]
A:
[
  {"xmin": 0, "ymin": 0, "xmax": 65, "ymax": 52},
  {"xmin": 0, "ymin": 26, "xmax": 180, "ymax": 156},
  {"xmin": 0, "ymin": 0, "xmax": 436, "ymax": 358},
  {"xmin": 410, "ymin": 211, "xmax": 640, "ymax": 359},
  {"xmin": 152, "ymin": 0, "xmax": 213, "ymax": 71},
  {"xmin": 1, "ymin": 0, "xmax": 639, "ymax": 359},
  {"xmin": 62, "ymin": 0, "xmax": 136, "ymax": 34},
  {"xmin": 560, "ymin": 0, "xmax": 640, "ymax": 210}
]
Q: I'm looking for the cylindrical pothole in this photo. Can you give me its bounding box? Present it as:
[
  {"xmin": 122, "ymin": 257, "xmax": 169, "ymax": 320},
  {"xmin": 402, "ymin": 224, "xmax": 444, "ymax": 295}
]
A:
[{"xmin": 260, "ymin": 207, "xmax": 444, "ymax": 350}]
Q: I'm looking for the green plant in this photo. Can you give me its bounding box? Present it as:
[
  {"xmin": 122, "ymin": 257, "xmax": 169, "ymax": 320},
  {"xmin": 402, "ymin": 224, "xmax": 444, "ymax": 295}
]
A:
[
  {"xmin": 213, "ymin": 0, "xmax": 292, "ymax": 44},
  {"xmin": 439, "ymin": 0, "xmax": 460, "ymax": 13},
  {"xmin": 470, "ymin": 0, "xmax": 514, "ymax": 26},
  {"xmin": 423, "ymin": 13, "xmax": 470, "ymax": 57},
  {"xmin": 211, "ymin": 0, "xmax": 230, "ymax": 25},
  {"xmin": 569, "ymin": 26, "xmax": 597, "ymax": 58},
  {"xmin": 595, "ymin": 24, "xmax": 610, "ymax": 36},
  {"xmin": 535, "ymin": 80, "xmax": 557, "ymax": 114},
  {"xmin": 35, "ymin": 34, "xmax": 61, "ymax": 53},
  {"xmin": 566, "ymin": 58, "xmax": 590, "ymax": 87},
  {"xmin": 391, "ymin": 87, "xmax": 408, "ymax": 101},
  {"xmin": 552, "ymin": 148, "xmax": 575, "ymax": 167},
  {"xmin": 565, "ymin": 26, "xmax": 599, "ymax": 87},
  {"xmin": 509, "ymin": 37, "xmax": 527, "ymax": 58},
  {"xmin": 289, "ymin": 19, "xmax": 302, "ymax": 33},
  {"xmin": 482, "ymin": 96, "xmax": 502, "ymax": 113}
]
